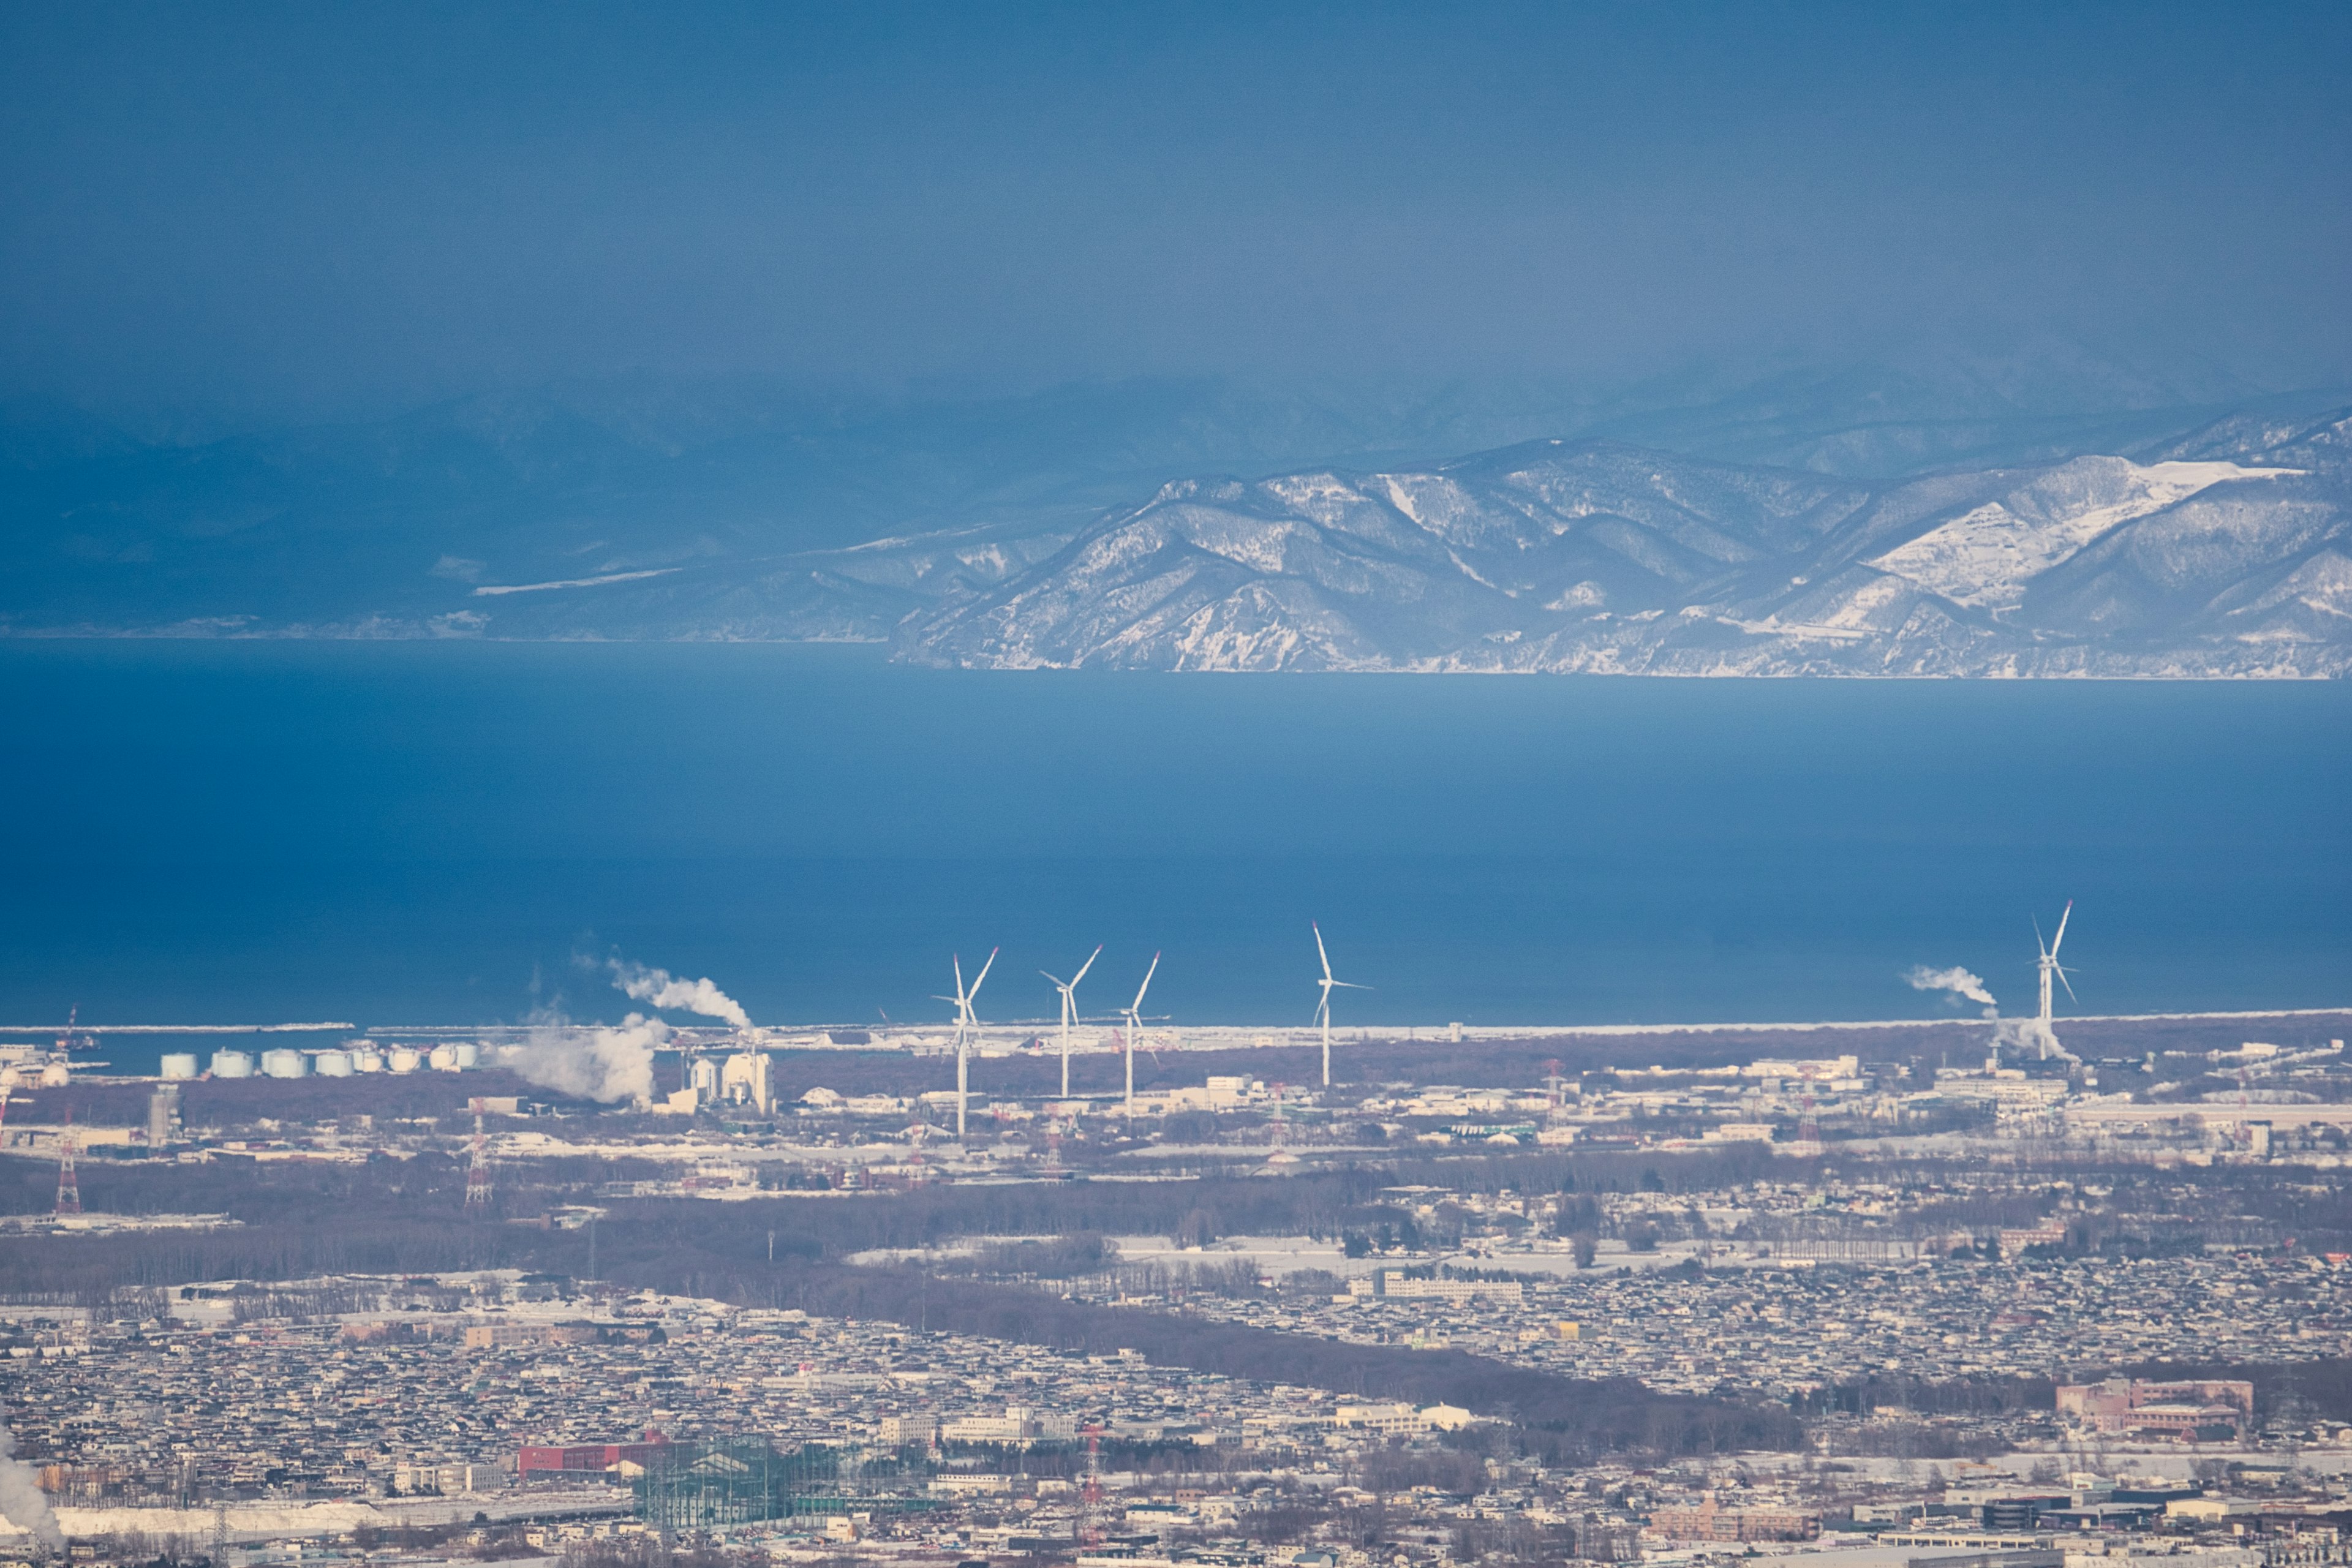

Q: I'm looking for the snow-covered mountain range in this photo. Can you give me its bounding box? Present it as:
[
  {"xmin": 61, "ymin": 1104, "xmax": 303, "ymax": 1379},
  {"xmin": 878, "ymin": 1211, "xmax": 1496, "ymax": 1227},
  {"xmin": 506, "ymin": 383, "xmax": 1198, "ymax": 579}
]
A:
[
  {"xmin": 898, "ymin": 409, "xmax": 2352, "ymax": 676},
  {"xmin": 7, "ymin": 373, "xmax": 2349, "ymax": 674}
]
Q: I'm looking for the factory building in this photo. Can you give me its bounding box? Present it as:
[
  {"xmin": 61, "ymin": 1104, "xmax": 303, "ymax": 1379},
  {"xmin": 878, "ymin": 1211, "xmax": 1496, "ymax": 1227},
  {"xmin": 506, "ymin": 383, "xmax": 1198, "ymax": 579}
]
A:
[
  {"xmin": 721, "ymin": 1050, "xmax": 775, "ymax": 1112},
  {"xmin": 146, "ymin": 1085, "xmax": 179, "ymax": 1148}
]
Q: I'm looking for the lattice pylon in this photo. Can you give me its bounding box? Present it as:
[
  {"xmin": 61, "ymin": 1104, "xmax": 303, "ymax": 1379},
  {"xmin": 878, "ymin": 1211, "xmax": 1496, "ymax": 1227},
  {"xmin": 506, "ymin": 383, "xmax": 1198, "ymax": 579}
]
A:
[
  {"xmin": 1080, "ymin": 1423, "xmax": 1104, "ymax": 1547},
  {"xmin": 55, "ymin": 1107, "xmax": 81, "ymax": 1216},
  {"xmin": 464, "ymin": 1097, "xmax": 492, "ymax": 1207}
]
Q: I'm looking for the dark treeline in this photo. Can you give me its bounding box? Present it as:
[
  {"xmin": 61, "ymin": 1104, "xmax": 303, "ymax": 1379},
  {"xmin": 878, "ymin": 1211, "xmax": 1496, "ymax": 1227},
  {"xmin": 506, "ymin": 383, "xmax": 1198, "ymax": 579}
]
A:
[
  {"xmin": 8, "ymin": 1137, "xmax": 2339, "ymax": 1299},
  {"xmin": 0, "ymin": 1214, "xmax": 532, "ymax": 1298},
  {"xmin": 0, "ymin": 1186, "xmax": 1801, "ymax": 1461},
  {"xmin": 764, "ymin": 1264, "xmax": 1802, "ymax": 1463},
  {"xmin": 1774, "ymin": 1158, "xmax": 2350, "ymax": 1252},
  {"xmin": 1, "ymin": 1134, "xmax": 1779, "ymax": 1235},
  {"xmin": 545, "ymin": 1204, "xmax": 1802, "ymax": 1460},
  {"xmin": 1796, "ymin": 1371, "xmax": 2056, "ymax": 1418}
]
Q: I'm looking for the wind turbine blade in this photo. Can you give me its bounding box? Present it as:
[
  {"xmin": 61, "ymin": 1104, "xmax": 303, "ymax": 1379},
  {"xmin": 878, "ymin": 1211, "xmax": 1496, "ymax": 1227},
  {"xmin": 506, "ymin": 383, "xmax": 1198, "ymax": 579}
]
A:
[
  {"xmin": 2032, "ymin": 916, "xmax": 2046, "ymax": 959},
  {"xmin": 1333, "ymin": 980, "xmax": 1371, "ymax": 990},
  {"xmin": 2051, "ymin": 900, "xmax": 2073, "ymax": 960},
  {"xmin": 1314, "ymin": 922, "xmax": 1332, "ymax": 981},
  {"xmin": 1040, "ymin": 971, "xmax": 1066, "ymax": 988},
  {"xmin": 971, "ymin": 947, "xmax": 998, "ymax": 998},
  {"xmin": 954, "ymin": 954, "xmax": 965, "ymax": 998},
  {"xmin": 1132, "ymin": 951, "xmax": 1161, "ymax": 1010},
  {"xmin": 1072, "ymin": 945, "xmax": 1102, "ymax": 986},
  {"xmin": 2056, "ymin": 967, "xmax": 2078, "ymax": 1005}
]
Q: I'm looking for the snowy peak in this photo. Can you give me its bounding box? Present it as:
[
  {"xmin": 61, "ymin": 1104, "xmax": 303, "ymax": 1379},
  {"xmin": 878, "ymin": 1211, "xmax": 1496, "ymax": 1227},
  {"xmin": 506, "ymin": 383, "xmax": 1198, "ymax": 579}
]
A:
[
  {"xmin": 1866, "ymin": 458, "xmax": 2296, "ymax": 611},
  {"xmin": 900, "ymin": 429, "xmax": 2352, "ymax": 676}
]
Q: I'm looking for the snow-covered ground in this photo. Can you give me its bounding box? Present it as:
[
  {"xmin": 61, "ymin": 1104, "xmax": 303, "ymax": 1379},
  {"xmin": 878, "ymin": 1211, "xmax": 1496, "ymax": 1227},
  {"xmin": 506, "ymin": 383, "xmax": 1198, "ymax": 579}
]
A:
[
  {"xmin": 0, "ymin": 1485, "xmax": 631, "ymax": 1543},
  {"xmin": 1868, "ymin": 459, "xmax": 2295, "ymax": 612}
]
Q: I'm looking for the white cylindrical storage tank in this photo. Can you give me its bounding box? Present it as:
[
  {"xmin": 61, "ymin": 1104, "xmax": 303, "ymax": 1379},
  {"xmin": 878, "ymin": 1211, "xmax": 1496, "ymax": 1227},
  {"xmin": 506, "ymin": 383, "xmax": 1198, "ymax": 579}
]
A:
[
  {"xmin": 261, "ymin": 1047, "xmax": 309, "ymax": 1079},
  {"xmin": 213, "ymin": 1049, "xmax": 254, "ymax": 1078},
  {"xmin": 451, "ymin": 1041, "xmax": 481, "ymax": 1069},
  {"xmin": 387, "ymin": 1047, "xmax": 421, "ymax": 1074},
  {"xmin": 428, "ymin": 1043, "xmax": 461, "ymax": 1072},
  {"xmin": 312, "ymin": 1049, "xmax": 354, "ymax": 1077},
  {"xmin": 160, "ymin": 1053, "xmax": 200, "ymax": 1080},
  {"xmin": 40, "ymin": 1061, "xmax": 70, "ymax": 1088},
  {"xmin": 351, "ymin": 1046, "xmax": 385, "ymax": 1072}
]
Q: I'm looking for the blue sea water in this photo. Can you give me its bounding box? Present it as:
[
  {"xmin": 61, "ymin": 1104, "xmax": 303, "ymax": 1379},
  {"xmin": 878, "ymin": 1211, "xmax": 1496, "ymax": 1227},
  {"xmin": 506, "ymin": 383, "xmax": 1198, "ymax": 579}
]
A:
[{"xmin": 1, "ymin": 641, "xmax": 2346, "ymax": 1067}]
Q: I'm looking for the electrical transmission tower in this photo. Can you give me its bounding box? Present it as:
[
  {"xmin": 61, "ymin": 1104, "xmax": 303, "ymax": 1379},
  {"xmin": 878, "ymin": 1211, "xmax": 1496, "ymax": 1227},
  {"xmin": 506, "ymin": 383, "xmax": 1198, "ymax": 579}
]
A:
[
  {"xmin": 1079, "ymin": 1423, "xmax": 1104, "ymax": 1548},
  {"xmin": 55, "ymin": 1108, "xmax": 80, "ymax": 1216},
  {"xmin": 464, "ymin": 1098, "xmax": 492, "ymax": 1208}
]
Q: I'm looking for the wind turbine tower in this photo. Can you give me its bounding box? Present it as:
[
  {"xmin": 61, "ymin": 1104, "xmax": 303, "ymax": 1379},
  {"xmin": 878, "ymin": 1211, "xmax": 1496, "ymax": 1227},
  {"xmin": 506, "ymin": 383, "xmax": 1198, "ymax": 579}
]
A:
[
  {"xmin": 1041, "ymin": 945, "xmax": 1102, "ymax": 1098},
  {"xmin": 1122, "ymin": 952, "xmax": 1160, "ymax": 1114},
  {"xmin": 1312, "ymin": 923, "xmax": 1368, "ymax": 1089},
  {"xmin": 937, "ymin": 948, "xmax": 997, "ymax": 1140},
  {"xmin": 2032, "ymin": 900, "xmax": 2076, "ymax": 1058}
]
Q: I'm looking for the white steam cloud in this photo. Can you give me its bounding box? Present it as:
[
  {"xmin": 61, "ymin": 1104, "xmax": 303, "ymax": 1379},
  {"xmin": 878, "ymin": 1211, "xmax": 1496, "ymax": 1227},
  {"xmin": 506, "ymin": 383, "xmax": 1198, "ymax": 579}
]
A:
[
  {"xmin": 608, "ymin": 960, "xmax": 752, "ymax": 1029},
  {"xmin": 1905, "ymin": 963, "xmax": 1999, "ymax": 1016},
  {"xmin": 498, "ymin": 1012, "xmax": 668, "ymax": 1105},
  {"xmin": 0, "ymin": 1414, "xmax": 66, "ymax": 1551}
]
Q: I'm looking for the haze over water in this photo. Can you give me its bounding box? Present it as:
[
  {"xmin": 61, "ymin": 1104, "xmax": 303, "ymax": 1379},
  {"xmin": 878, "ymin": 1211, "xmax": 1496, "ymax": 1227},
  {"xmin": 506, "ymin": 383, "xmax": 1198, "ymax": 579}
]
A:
[{"xmin": 1, "ymin": 641, "xmax": 2345, "ymax": 1054}]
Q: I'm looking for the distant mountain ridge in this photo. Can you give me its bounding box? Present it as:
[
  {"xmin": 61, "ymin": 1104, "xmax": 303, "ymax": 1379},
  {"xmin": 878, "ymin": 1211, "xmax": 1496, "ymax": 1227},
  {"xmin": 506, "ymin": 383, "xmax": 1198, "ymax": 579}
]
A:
[
  {"xmin": 899, "ymin": 416, "xmax": 2352, "ymax": 676},
  {"xmin": 4, "ymin": 369, "xmax": 2348, "ymax": 674}
]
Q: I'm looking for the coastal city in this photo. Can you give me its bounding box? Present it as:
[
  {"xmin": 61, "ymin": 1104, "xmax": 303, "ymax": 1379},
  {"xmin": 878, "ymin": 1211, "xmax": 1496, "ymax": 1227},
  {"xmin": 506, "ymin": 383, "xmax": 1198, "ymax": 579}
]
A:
[
  {"xmin": 10, "ymin": 17, "xmax": 2351, "ymax": 1568},
  {"xmin": 3, "ymin": 1000, "xmax": 2350, "ymax": 1568}
]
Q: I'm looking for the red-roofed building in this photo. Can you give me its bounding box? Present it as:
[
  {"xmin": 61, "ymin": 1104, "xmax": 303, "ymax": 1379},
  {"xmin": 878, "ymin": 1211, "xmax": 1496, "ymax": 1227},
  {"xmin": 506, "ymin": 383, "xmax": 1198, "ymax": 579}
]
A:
[{"xmin": 519, "ymin": 1431, "xmax": 671, "ymax": 1479}]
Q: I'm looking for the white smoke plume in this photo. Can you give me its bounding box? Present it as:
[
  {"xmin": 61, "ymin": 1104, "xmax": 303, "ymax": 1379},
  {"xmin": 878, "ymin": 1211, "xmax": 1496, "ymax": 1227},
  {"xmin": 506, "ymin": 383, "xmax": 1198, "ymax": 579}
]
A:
[
  {"xmin": 1905, "ymin": 963, "xmax": 1999, "ymax": 1016},
  {"xmin": 608, "ymin": 959, "xmax": 752, "ymax": 1029},
  {"xmin": 0, "ymin": 1414, "xmax": 66, "ymax": 1551},
  {"xmin": 499, "ymin": 1012, "xmax": 668, "ymax": 1105}
]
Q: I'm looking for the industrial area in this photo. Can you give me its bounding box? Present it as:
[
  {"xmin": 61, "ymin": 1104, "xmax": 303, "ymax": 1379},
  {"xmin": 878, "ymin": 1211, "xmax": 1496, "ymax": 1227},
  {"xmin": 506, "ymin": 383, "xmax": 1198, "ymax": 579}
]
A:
[{"xmin": 3, "ymin": 918, "xmax": 2351, "ymax": 1568}]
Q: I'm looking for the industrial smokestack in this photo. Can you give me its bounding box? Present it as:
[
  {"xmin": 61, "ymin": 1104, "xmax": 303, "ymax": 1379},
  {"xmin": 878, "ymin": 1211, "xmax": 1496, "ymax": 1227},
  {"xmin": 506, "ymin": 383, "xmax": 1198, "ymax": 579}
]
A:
[
  {"xmin": 0, "ymin": 1415, "xmax": 66, "ymax": 1552},
  {"xmin": 1903, "ymin": 963, "xmax": 1998, "ymax": 1016},
  {"xmin": 498, "ymin": 1012, "xmax": 666, "ymax": 1105},
  {"xmin": 607, "ymin": 959, "xmax": 752, "ymax": 1029}
]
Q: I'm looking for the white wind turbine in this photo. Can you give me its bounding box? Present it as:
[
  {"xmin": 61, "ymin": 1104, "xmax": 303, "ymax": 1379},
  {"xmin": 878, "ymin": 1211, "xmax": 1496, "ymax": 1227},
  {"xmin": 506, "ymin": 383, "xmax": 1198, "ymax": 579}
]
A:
[
  {"xmin": 1312, "ymin": 922, "xmax": 1368, "ymax": 1088},
  {"xmin": 2032, "ymin": 900, "xmax": 2076, "ymax": 1057},
  {"xmin": 1040, "ymin": 944, "xmax": 1102, "ymax": 1098},
  {"xmin": 1121, "ymin": 952, "xmax": 1160, "ymax": 1114},
  {"xmin": 932, "ymin": 948, "xmax": 997, "ymax": 1139}
]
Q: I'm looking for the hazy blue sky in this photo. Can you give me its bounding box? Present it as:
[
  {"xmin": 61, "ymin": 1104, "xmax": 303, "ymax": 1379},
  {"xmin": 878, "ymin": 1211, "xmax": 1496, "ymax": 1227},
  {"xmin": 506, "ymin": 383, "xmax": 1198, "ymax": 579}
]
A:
[{"xmin": 4, "ymin": 2, "xmax": 2348, "ymax": 416}]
